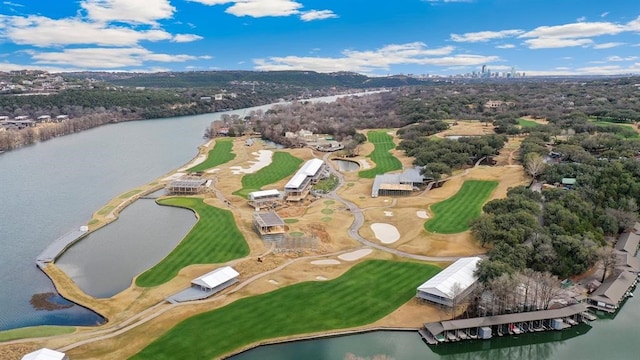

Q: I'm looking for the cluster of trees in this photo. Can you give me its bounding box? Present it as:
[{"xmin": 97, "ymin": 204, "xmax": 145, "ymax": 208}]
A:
[{"xmin": 398, "ymin": 132, "xmax": 506, "ymax": 180}]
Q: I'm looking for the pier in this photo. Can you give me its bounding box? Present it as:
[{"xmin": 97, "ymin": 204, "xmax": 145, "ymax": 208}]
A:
[
  {"xmin": 35, "ymin": 227, "xmax": 88, "ymax": 269},
  {"xmin": 420, "ymin": 303, "xmax": 590, "ymax": 345}
]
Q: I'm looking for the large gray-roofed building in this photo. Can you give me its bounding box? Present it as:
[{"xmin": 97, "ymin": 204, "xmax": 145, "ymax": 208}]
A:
[
  {"xmin": 588, "ymin": 270, "xmax": 637, "ymax": 312},
  {"xmin": 615, "ymin": 251, "xmax": 640, "ymax": 273},
  {"xmin": 371, "ymin": 167, "xmax": 426, "ymax": 197},
  {"xmin": 615, "ymin": 232, "xmax": 640, "ymax": 255}
]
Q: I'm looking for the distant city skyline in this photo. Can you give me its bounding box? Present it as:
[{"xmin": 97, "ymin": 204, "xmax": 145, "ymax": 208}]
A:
[{"xmin": 0, "ymin": 0, "xmax": 639, "ymax": 76}]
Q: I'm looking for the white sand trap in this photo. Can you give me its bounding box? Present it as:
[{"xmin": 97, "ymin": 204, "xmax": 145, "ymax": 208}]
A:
[
  {"xmin": 339, "ymin": 248, "xmax": 373, "ymax": 261},
  {"xmin": 180, "ymin": 154, "xmax": 207, "ymax": 171},
  {"xmin": 230, "ymin": 150, "xmax": 273, "ymax": 174},
  {"xmin": 162, "ymin": 172, "xmax": 185, "ymax": 181},
  {"xmin": 268, "ymin": 279, "xmax": 279, "ymax": 285},
  {"xmin": 359, "ymin": 159, "xmax": 372, "ymax": 169},
  {"xmin": 387, "ymin": 131, "xmax": 394, "ymax": 135},
  {"xmin": 311, "ymin": 259, "xmax": 341, "ymax": 265},
  {"xmin": 205, "ymin": 168, "xmax": 220, "ymax": 174},
  {"xmin": 416, "ymin": 210, "xmax": 430, "ymax": 219},
  {"xmin": 384, "ymin": 211, "xmax": 393, "ymax": 217},
  {"xmin": 370, "ymin": 223, "xmax": 400, "ymax": 244},
  {"xmin": 316, "ymin": 276, "xmax": 328, "ymax": 281}
]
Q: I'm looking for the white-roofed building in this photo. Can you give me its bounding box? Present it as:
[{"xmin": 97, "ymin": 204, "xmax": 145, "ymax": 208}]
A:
[
  {"xmin": 22, "ymin": 348, "xmax": 69, "ymax": 360},
  {"xmin": 416, "ymin": 257, "xmax": 482, "ymax": 307},
  {"xmin": 284, "ymin": 158, "xmax": 327, "ymax": 201},
  {"xmin": 191, "ymin": 266, "xmax": 240, "ymax": 293},
  {"xmin": 248, "ymin": 189, "xmax": 282, "ymax": 210}
]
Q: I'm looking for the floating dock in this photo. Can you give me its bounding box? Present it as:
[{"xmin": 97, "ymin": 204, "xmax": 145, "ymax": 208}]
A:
[
  {"xmin": 35, "ymin": 227, "xmax": 88, "ymax": 269},
  {"xmin": 420, "ymin": 303, "xmax": 589, "ymax": 345}
]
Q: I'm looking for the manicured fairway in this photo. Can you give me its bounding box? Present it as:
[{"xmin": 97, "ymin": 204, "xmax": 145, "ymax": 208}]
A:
[
  {"xmin": 233, "ymin": 151, "xmax": 303, "ymax": 198},
  {"xmin": 135, "ymin": 197, "xmax": 249, "ymax": 287},
  {"xmin": 425, "ymin": 180, "xmax": 498, "ymax": 234},
  {"xmin": 188, "ymin": 138, "xmax": 235, "ymax": 172},
  {"xmin": 131, "ymin": 260, "xmax": 440, "ymax": 360},
  {"xmin": 359, "ymin": 131, "xmax": 402, "ymax": 178},
  {"xmin": 517, "ymin": 118, "xmax": 539, "ymax": 128},
  {"xmin": 0, "ymin": 326, "xmax": 75, "ymax": 342}
]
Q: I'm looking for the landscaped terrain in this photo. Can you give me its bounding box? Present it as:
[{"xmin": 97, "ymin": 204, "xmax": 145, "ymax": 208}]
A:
[
  {"xmin": 359, "ymin": 131, "xmax": 403, "ymax": 178},
  {"xmin": 131, "ymin": 260, "xmax": 440, "ymax": 360},
  {"xmin": 425, "ymin": 180, "xmax": 498, "ymax": 234},
  {"xmin": 135, "ymin": 197, "xmax": 249, "ymax": 287},
  {"xmin": 233, "ymin": 151, "xmax": 303, "ymax": 198},
  {"xmin": 188, "ymin": 138, "xmax": 235, "ymax": 172}
]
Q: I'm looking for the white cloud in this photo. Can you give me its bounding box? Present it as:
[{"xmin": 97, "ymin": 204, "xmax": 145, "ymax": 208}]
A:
[
  {"xmin": 254, "ymin": 42, "xmax": 498, "ymax": 73},
  {"xmin": 0, "ymin": 15, "xmax": 172, "ymax": 47},
  {"xmin": 521, "ymin": 21, "xmax": 626, "ymax": 39},
  {"xmin": 172, "ymin": 33, "xmax": 203, "ymax": 42},
  {"xmin": 607, "ymin": 56, "xmax": 638, "ymax": 62},
  {"xmin": 80, "ymin": 0, "xmax": 175, "ymax": 25},
  {"xmin": 3, "ymin": 1, "xmax": 24, "ymax": 7},
  {"xmin": 32, "ymin": 47, "xmax": 201, "ymax": 68},
  {"xmin": 524, "ymin": 38, "xmax": 593, "ymax": 49},
  {"xmin": 593, "ymin": 42, "xmax": 624, "ymax": 49},
  {"xmin": 576, "ymin": 16, "xmax": 587, "ymax": 22},
  {"xmin": 451, "ymin": 29, "xmax": 523, "ymax": 42},
  {"xmin": 496, "ymin": 44, "xmax": 515, "ymax": 49},
  {"xmin": 601, "ymin": 12, "xmax": 609, "ymax": 18},
  {"xmin": 188, "ymin": 0, "xmax": 306, "ymax": 18},
  {"xmin": 300, "ymin": 10, "xmax": 337, "ymax": 22}
]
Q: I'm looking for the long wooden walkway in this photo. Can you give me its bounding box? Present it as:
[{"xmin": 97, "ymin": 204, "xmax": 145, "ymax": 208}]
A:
[{"xmin": 35, "ymin": 227, "xmax": 88, "ymax": 269}]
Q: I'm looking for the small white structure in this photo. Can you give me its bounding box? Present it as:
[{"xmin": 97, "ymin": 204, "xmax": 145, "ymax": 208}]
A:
[
  {"xmin": 284, "ymin": 158, "xmax": 327, "ymax": 201},
  {"xmin": 22, "ymin": 348, "xmax": 69, "ymax": 360},
  {"xmin": 416, "ymin": 257, "xmax": 482, "ymax": 307},
  {"xmin": 191, "ymin": 266, "xmax": 240, "ymax": 293},
  {"xmin": 248, "ymin": 189, "xmax": 282, "ymax": 210}
]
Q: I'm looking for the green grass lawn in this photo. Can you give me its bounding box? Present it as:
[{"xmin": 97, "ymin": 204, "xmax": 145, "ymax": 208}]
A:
[
  {"xmin": 0, "ymin": 326, "xmax": 75, "ymax": 342},
  {"xmin": 119, "ymin": 190, "xmax": 142, "ymax": 199},
  {"xmin": 233, "ymin": 152, "xmax": 303, "ymax": 198},
  {"xmin": 359, "ymin": 131, "xmax": 403, "ymax": 178},
  {"xmin": 135, "ymin": 197, "xmax": 249, "ymax": 287},
  {"xmin": 425, "ymin": 180, "xmax": 498, "ymax": 234},
  {"xmin": 188, "ymin": 138, "xmax": 235, "ymax": 172},
  {"xmin": 131, "ymin": 260, "xmax": 440, "ymax": 360},
  {"xmin": 517, "ymin": 118, "xmax": 539, "ymax": 128}
]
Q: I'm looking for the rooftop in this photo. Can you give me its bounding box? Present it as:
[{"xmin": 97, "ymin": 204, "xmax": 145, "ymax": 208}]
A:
[
  {"xmin": 191, "ymin": 266, "xmax": 239, "ymax": 289},
  {"xmin": 589, "ymin": 270, "xmax": 636, "ymax": 306},
  {"xmin": 417, "ymin": 257, "xmax": 481, "ymax": 299},
  {"xmin": 253, "ymin": 211, "xmax": 285, "ymax": 227}
]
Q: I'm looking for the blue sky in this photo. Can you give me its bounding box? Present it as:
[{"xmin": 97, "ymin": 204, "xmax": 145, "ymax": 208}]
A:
[{"xmin": 0, "ymin": 0, "xmax": 639, "ymax": 76}]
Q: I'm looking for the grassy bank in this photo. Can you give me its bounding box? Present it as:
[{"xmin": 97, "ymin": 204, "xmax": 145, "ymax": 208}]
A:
[
  {"xmin": 131, "ymin": 260, "xmax": 439, "ymax": 360},
  {"xmin": 135, "ymin": 197, "xmax": 249, "ymax": 287},
  {"xmin": 517, "ymin": 118, "xmax": 539, "ymax": 128},
  {"xmin": 233, "ymin": 151, "xmax": 303, "ymax": 198},
  {"xmin": 359, "ymin": 131, "xmax": 402, "ymax": 178},
  {"xmin": 188, "ymin": 138, "xmax": 235, "ymax": 172},
  {"xmin": 425, "ymin": 180, "xmax": 498, "ymax": 234},
  {"xmin": 0, "ymin": 326, "xmax": 75, "ymax": 342}
]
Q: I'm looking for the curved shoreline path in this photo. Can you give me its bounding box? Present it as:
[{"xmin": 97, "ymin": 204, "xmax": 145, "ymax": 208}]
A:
[{"xmin": 322, "ymin": 153, "xmax": 462, "ymax": 262}]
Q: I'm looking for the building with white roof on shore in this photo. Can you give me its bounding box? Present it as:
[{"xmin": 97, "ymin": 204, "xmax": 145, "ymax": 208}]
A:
[
  {"xmin": 191, "ymin": 266, "xmax": 240, "ymax": 293},
  {"xmin": 416, "ymin": 257, "xmax": 482, "ymax": 307},
  {"xmin": 284, "ymin": 158, "xmax": 327, "ymax": 201},
  {"xmin": 22, "ymin": 348, "xmax": 69, "ymax": 360}
]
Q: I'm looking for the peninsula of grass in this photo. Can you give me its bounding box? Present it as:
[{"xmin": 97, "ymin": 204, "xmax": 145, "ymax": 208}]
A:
[
  {"xmin": 135, "ymin": 197, "xmax": 249, "ymax": 287},
  {"xmin": 188, "ymin": 138, "xmax": 235, "ymax": 172},
  {"xmin": 517, "ymin": 118, "xmax": 539, "ymax": 128},
  {"xmin": 425, "ymin": 180, "xmax": 498, "ymax": 234},
  {"xmin": 131, "ymin": 260, "xmax": 440, "ymax": 360},
  {"xmin": 359, "ymin": 131, "xmax": 402, "ymax": 178},
  {"xmin": 119, "ymin": 189, "xmax": 142, "ymax": 199},
  {"xmin": 96, "ymin": 205, "xmax": 115, "ymax": 216},
  {"xmin": 0, "ymin": 325, "xmax": 75, "ymax": 342},
  {"xmin": 233, "ymin": 151, "xmax": 303, "ymax": 198}
]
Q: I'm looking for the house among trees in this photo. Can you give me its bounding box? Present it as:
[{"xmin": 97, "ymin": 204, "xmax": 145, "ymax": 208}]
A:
[
  {"xmin": 416, "ymin": 257, "xmax": 482, "ymax": 307},
  {"xmin": 36, "ymin": 115, "xmax": 51, "ymax": 122},
  {"xmin": 22, "ymin": 348, "xmax": 69, "ymax": 360}
]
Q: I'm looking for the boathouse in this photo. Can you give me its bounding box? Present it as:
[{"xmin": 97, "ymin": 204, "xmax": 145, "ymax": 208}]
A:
[
  {"xmin": 166, "ymin": 178, "xmax": 208, "ymax": 195},
  {"xmin": 248, "ymin": 189, "xmax": 282, "ymax": 211},
  {"xmin": 371, "ymin": 167, "xmax": 426, "ymax": 197},
  {"xmin": 615, "ymin": 232, "xmax": 640, "ymax": 255},
  {"xmin": 284, "ymin": 158, "xmax": 327, "ymax": 201},
  {"xmin": 22, "ymin": 348, "xmax": 69, "ymax": 360},
  {"xmin": 416, "ymin": 257, "xmax": 481, "ymax": 307},
  {"xmin": 253, "ymin": 211, "xmax": 286, "ymax": 241},
  {"xmin": 420, "ymin": 302, "xmax": 589, "ymax": 345},
  {"xmin": 588, "ymin": 270, "xmax": 637, "ymax": 312}
]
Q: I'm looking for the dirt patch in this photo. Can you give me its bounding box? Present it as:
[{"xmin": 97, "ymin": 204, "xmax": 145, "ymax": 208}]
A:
[{"xmin": 30, "ymin": 292, "xmax": 73, "ymax": 311}]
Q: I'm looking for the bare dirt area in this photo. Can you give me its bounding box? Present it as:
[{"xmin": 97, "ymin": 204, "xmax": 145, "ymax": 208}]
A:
[
  {"xmin": 494, "ymin": 136, "xmax": 524, "ymax": 166},
  {"xmin": 437, "ymin": 119, "xmax": 495, "ymax": 137}
]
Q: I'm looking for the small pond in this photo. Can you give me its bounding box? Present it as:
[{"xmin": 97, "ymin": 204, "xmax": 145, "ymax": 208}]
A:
[{"xmin": 332, "ymin": 159, "xmax": 361, "ymax": 172}]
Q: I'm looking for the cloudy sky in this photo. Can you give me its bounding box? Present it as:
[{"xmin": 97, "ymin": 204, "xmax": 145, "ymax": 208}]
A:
[{"xmin": 1, "ymin": 0, "xmax": 639, "ymax": 76}]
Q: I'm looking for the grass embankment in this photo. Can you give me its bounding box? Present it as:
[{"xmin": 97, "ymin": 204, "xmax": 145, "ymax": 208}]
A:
[
  {"xmin": 188, "ymin": 138, "xmax": 235, "ymax": 172},
  {"xmin": 131, "ymin": 260, "xmax": 440, "ymax": 360},
  {"xmin": 0, "ymin": 326, "xmax": 75, "ymax": 342},
  {"xmin": 359, "ymin": 131, "xmax": 402, "ymax": 178},
  {"xmin": 425, "ymin": 180, "xmax": 498, "ymax": 234},
  {"xmin": 517, "ymin": 118, "xmax": 539, "ymax": 128},
  {"xmin": 233, "ymin": 151, "xmax": 303, "ymax": 198},
  {"xmin": 135, "ymin": 197, "xmax": 249, "ymax": 287}
]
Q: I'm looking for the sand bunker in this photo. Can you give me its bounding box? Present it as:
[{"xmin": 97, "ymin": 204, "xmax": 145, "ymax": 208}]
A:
[
  {"xmin": 384, "ymin": 211, "xmax": 393, "ymax": 217},
  {"xmin": 359, "ymin": 159, "xmax": 372, "ymax": 169},
  {"xmin": 370, "ymin": 223, "xmax": 400, "ymax": 244},
  {"xmin": 338, "ymin": 248, "xmax": 373, "ymax": 261},
  {"xmin": 205, "ymin": 168, "xmax": 220, "ymax": 174},
  {"xmin": 268, "ymin": 279, "xmax": 279, "ymax": 285},
  {"xmin": 230, "ymin": 150, "xmax": 273, "ymax": 174},
  {"xmin": 162, "ymin": 172, "xmax": 185, "ymax": 181},
  {"xmin": 180, "ymin": 155, "xmax": 207, "ymax": 171},
  {"xmin": 416, "ymin": 210, "xmax": 429, "ymax": 219},
  {"xmin": 311, "ymin": 259, "xmax": 341, "ymax": 265},
  {"xmin": 316, "ymin": 276, "xmax": 328, "ymax": 281}
]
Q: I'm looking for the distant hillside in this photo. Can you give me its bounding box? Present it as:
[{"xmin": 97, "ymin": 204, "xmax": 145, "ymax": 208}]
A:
[{"xmin": 63, "ymin": 70, "xmax": 426, "ymax": 89}]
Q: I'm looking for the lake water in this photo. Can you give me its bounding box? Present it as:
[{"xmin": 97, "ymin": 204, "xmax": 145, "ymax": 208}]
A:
[{"xmin": 332, "ymin": 159, "xmax": 361, "ymax": 172}]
